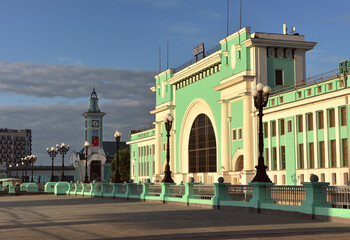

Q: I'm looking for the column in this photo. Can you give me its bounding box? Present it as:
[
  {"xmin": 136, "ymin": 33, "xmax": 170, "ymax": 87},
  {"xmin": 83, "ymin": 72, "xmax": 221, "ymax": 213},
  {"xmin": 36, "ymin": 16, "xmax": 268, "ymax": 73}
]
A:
[
  {"xmin": 220, "ymin": 101, "xmax": 229, "ymax": 172},
  {"xmin": 324, "ymin": 110, "xmax": 330, "ymax": 169},
  {"xmin": 303, "ymin": 113, "xmax": 308, "ymax": 169},
  {"xmin": 243, "ymin": 95, "xmax": 254, "ymax": 171},
  {"xmin": 276, "ymin": 119, "xmax": 280, "ymax": 170},
  {"xmin": 154, "ymin": 122, "xmax": 162, "ymax": 175},
  {"xmin": 335, "ymin": 107, "xmax": 341, "ymax": 168},
  {"xmin": 313, "ymin": 111, "xmax": 319, "ymax": 168}
]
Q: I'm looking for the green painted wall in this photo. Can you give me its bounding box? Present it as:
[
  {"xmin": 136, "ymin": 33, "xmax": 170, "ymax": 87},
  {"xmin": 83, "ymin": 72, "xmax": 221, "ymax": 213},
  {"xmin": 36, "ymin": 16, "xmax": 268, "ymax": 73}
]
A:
[{"xmin": 267, "ymin": 57, "xmax": 295, "ymax": 89}]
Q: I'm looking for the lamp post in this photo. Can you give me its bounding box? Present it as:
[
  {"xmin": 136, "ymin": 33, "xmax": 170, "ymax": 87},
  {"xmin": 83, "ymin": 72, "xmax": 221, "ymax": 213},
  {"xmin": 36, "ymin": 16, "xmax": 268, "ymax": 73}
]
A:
[
  {"xmin": 8, "ymin": 164, "xmax": 12, "ymax": 178},
  {"xmin": 47, "ymin": 146, "xmax": 58, "ymax": 182},
  {"xmin": 21, "ymin": 159, "xmax": 25, "ymax": 181},
  {"xmin": 23, "ymin": 156, "xmax": 29, "ymax": 182},
  {"xmin": 57, "ymin": 142, "xmax": 70, "ymax": 181},
  {"xmin": 251, "ymin": 83, "xmax": 272, "ymax": 182},
  {"xmin": 83, "ymin": 141, "xmax": 90, "ymax": 183},
  {"xmin": 113, "ymin": 130, "xmax": 122, "ymax": 183},
  {"xmin": 16, "ymin": 163, "xmax": 19, "ymax": 178},
  {"xmin": 162, "ymin": 113, "xmax": 174, "ymax": 183},
  {"xmin": 28, "ymin": 155, "xmax": 37, "ymax": 182}
]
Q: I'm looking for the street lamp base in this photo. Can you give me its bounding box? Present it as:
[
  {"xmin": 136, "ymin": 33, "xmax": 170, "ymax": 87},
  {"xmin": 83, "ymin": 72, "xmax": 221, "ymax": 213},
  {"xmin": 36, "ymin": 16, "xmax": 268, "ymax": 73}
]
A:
[
  {"xmin": 60, "ymin": 176, "xmax": 66, "ymax": 182},
  {"xmin": 251, "ymin": 164, "xmax": 272, "ymax": 183},
  {"xmin": 161, "ymin": 171, "xmax": 174, "ymax": 183},
  {"xmin": 83, "ymin": 175, "xmax": 90, "ymax": 183},
  {"xmin": 50, "ymin": 176, "xmax": 55, "ymax": 182}
]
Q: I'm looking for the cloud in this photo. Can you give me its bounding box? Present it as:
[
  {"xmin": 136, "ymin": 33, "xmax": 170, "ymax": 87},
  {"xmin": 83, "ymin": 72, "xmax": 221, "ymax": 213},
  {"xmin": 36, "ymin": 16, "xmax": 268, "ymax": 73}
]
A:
[
  {"xmin": 0, "ymin": 61, "xmax": 157, "ymax": 165},
  {"xmin": 328, "ymin": 14, "xmax": 350, "ymax": 22}
]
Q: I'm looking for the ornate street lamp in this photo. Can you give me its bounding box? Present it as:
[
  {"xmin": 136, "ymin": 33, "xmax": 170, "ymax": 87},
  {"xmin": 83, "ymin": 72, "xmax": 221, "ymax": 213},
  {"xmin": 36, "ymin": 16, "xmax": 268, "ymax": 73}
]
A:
[
  {"xmin": 15, "ymin": 163, "xmax": 19, "ymax": 178},
  {"xmin": 47, "ymin": 146, "xmax": 58, "ymax": 182},
  {"xmin": 21, "ymin": 159, "xmax": 25, "ymax": 181},
  {"xmin": 162, "ymin": 113, "xmax": 174, "ymax": 183},
  {"xmin": 113, "ymin": 130, "xmax": 122, "ymax": 183},
  {"xmin": 23, "ymin": 157, "xmax": 29, "ymax": 182},
  {"xmin": 251, "ymin": 83, "xmax": 272, "ymax": 182},
  {"xmin": 83, "ymin": 141, "xmax": 90, "ymax": 183},
  {"xmin": 57, "ymin": 142, "xmax": 70, "ymax": 181},
  {"xmin": 28, "ymin": 155, "xmax": 37, "ymax": 182},
  {"xmin": 8, "ymin": 164, "xmax": 12, "ymax": 178}
]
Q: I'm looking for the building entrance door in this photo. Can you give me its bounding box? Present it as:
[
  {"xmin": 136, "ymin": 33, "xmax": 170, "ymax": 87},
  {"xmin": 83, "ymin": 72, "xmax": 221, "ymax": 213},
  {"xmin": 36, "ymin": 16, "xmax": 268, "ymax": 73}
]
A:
[{"xmin": 90, "ymin": 160, "xmax": 101, "ymax": 181}]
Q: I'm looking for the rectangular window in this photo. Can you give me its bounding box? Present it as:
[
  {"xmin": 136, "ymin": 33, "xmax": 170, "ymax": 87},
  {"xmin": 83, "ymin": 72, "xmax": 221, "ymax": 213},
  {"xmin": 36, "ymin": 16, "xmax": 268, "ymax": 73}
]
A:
[
  {"xmin": 287, "ymin": 120, "xmax": 292, "ymax": 133},
  {"xmin": 321, "ymin": 173, "xmax": 325, "ymax": 182},
  {"xmin": 237, "ymin": 128, "xmax": 242, "ymax": 140},
  {"xmin": 272, "ymin": 121, "xmax": 276, "ymax": 137},
  {"xmin": 307, "ymin": 113, "xmax": 313, "ymax": 131},
  {"xmin": 298, "ymin": 115, "xmax": 303, "ymax": 132},
  {"xmin": 344, "ymin": 173, "xmax": 349, "ymax": 185},
  {"xmin": 274, "ymin": 175, "xmax": 277, "ymax": 184},
  {"xmin": 307, "ymin": 89, "xmax": 311, "ymax": 96},
  {"xmin": 328, "ymin": 83, "xmax": 333, "ymax": 90},
  {"xmin": 280, "ymin": 119, "xmax": 285, "ymax": 135},
  {"xmin": 273, "ymin": 147, "xmax": 277, "ymax": 170},
  {"xmin": 281, "ymin": 146, "xmax": 286, "ymax": 170},
  {"xmin": 264, "ymin": 122, "xmax": 268, "ymax": 138},
  {"xmin": 282, "ymin": 174, "xmax": 286, "ymax": 185},
  {"xmin": 317, "ymin": 86, "xmax": 322, "ymax": 93},
  {"xmin": 300, "ymin": 174, "xmax": 304, "ymax": 184},
  {"xmin": 298, "ymin": 91, "xmax": 302, "ymax": 98},
  {"xmin": 341, "ymin": 107, "xmax": 347, "ymax": 126},
  {"xmin": 318, "ymin": 111, "xmax": 324, "ymax": 129},
  {"xmin": 299, "ymin": 144, "xmax": 304, "ymax": 169},
  {"xmin": 342, "ymin": 138, "xmax": 348, "ymax": 167},
  {"xmin": 329, "ymin": 109, "xmax": 335, "ymax": 127},
  {"xmin": 331, "ymin": 140, "xmax": 336, "ymax": 168},
  {"xmin": 320, "ymin": 141, "xmax": 325, "ymax": 168},
  {"xmin": 232, "ymin": 129, "xmax": 237, "ymax": 141},
  {"xmin": 332, "ymin": 173, "xmax": 337, "ymax": 185},
  {"xmin": 275, "ymin": 69, "xmax": 283, "ymax": 85},
  {"xmin": 265, "ymin": 148, "xmax": 269, "ymax": 170},
  {"xmin": 309, "ymin": 142, "xmax": 314, "ymax": 169},
  {"xmin": 280, "ymin": 97, "xmax": 283, "ymax": 103}
]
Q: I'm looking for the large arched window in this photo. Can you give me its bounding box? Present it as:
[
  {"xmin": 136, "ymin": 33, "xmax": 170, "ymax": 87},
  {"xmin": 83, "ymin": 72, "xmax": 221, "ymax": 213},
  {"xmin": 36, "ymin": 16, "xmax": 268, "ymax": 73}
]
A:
[{"xmin": 188, "ymin": 114, "xmax": 217, "ymax": 172}]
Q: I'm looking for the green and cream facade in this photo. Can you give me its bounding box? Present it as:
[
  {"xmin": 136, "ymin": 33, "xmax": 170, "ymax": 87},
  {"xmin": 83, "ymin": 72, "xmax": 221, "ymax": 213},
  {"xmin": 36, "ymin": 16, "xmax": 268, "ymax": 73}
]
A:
[{"xmin": 128, "ymin": 27, "xmax": 350, "ymax": 186}]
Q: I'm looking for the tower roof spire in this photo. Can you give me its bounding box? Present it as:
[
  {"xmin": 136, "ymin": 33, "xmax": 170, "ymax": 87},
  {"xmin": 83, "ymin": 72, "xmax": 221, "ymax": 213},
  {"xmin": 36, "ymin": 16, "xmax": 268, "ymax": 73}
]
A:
[{"xmin": 91, "ymin": 86, "xmax": 98, "ymax": 99}]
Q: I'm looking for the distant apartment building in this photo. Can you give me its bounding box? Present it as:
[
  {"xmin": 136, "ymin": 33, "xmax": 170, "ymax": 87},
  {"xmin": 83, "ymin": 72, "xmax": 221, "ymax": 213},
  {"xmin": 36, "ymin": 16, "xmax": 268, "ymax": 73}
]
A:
[{"xmin": 0, "ymin": 128, "xmax": 32, "ymax": 166}]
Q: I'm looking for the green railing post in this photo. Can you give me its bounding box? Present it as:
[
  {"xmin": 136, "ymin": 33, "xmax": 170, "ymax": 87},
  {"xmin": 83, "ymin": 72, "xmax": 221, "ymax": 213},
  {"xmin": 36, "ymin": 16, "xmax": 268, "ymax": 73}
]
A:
[
  {"xmin": 140, "ymin": 182, "xmax": 154, "ymax": 201},
  {"xmin": 212, "ymin": 182, "xmax": 231, "ymax": 209},
  {"xmin": 160, "ymin": 182, "xmax": 176, "ymax": 203},
  {"xmin": 249, "ymin": 182, "xmax": 275, "ymax": 213},
  {"xmin": 125, "ymin": 183, "xmax": 132, "ymax": 200},
  {"xmin": 301, "ymin": 181, "xmax": 331, "ymax": 218},
  {"xmin": 90, "ymin": 182, "xmax": 95, "ymax": 197},
  {"xmin": 101, "ymin": 182, "xmax": 105, "ymax": 198}
]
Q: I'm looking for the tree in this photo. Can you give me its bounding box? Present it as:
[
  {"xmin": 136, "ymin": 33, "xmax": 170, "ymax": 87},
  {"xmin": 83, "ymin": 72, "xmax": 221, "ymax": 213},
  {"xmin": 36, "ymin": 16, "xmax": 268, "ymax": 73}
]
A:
[{"xmin": 110, "ymin": 148, "xmax": 130, "ymax": 182}]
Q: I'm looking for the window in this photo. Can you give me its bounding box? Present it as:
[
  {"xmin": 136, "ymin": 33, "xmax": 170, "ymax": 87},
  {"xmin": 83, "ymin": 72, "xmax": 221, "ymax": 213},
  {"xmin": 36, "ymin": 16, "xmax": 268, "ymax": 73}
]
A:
[
  {"xmin": 329, "ymin": 109, "xmax": 335, "ymax": 127},
  {"xmin": 332, "ymin": 173, "xmax": 337, "ymax": 185},
  {"xmin": 188, "ymin": 114, "xmax": 217, "ymax": 173},
  {"xmin": 345, "ymin": 173, "xmax": 349, "ymax": 185},
  {"xmin": 317, "ymin": 86, "xmax": 322, "ymax": 93},
  {"xmin": 264, "ymin": 122, "xmax": 268, "ymax": 138},
  {"xmin": 307, "ymin": 89, "xmax": 311, "ymax": 96},
  {"xmin": 307, "ymin": 113, "xmax": 313, "ymax": 131},
  {"xmin": 321, "ymin": 173, "xmax": 325, "ymax": 182},
  {"xmin": 341, "ymin": 107, "xmax": 347, "ymax": 126},
  {"xmin": 281, "ymin": 146, "xmax": 286, "ymax": 170},
  {"xmin": 300, "ymin": 174, "xmax": 304, "ymax": 184},
  {"xmin": 340, "ymin": 80, "xmax": 345, "ymax": 88},
  {"xmin": 298, "ymin": 92, "xmax": 302, "ymax": 98},
  {"xmin": 237, "ymin": 128, "xmax": 242, "ymax": 140},
  {"xmin": 298, "ymin": 115, "xmax": 303, "ymax": 132},
  {"xmin": 280, "ymin": 97, "xmax": 283, "ymax": 103},
  {"xmin": 320, "ymin": 141, "xmax": 325, "ymax": 168},
  {"xmin": 309, "ymin": 142, "xmax": 314, "ymax": 169},
  {"xmin": 299, "ymin": 144, "xmax": 304, "ymax": 169},
  {"xmin": 273, "ymin": 147, "xmax": 277, "ymax": 170},
  {"xmin": 331, "ymin": 140, "xmax": 336, "ymax": 168},
  {"xmin": 318, "ymin": 111, "xmax": 324, "ymax": 129},
  {"xmin": 280, "ymin": 119, "xmax": 285, "ymax": 135},
  {"xmin": 275, "ymin": 70, "xmax": 283, "ymax": 85},
  {"xmin": 272, "ymin": 121, "xmax": 276, "ymax": 137},
  {"xmin": 342, "ymin": 138, "xmax": 348, "ymax": 167},
  {"xmin": 271, "ymin": 99, "xmax": 275, "ymax": 105},
  {"xmin": 328, "ymin": 83, "xmax": 333, "ymax": 90},
  {"xmin": 282, "ymin": 174, "xmax": 286, "ymax": 185},
  {"xmin": 232, "ymin": 129, "xmax": 237, "ymax": 141},
  {"xmin": 265, "ymin": 148, "xmax": 269, "ymax": 170},
  {"xmin": 287, "ymin": 120, "xmax": 292, "ymax": 133}
]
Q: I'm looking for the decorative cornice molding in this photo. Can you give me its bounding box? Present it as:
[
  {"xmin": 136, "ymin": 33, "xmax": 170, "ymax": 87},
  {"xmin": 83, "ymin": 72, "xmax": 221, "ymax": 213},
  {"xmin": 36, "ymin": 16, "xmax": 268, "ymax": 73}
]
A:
[
  {"xmin": 213, "ymin": 75, "xmax": 255, "ymax": 92},
  {"xmin": 242, "ymin": 38, "xmax": 317, "ymax": 51}
]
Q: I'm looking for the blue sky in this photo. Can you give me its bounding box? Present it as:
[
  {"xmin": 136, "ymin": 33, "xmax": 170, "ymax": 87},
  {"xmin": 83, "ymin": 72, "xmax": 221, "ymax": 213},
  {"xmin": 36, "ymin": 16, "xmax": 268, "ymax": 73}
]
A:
[{"xmin": 0, "ymin": 0, "xmax": 349, "ymax": 165}]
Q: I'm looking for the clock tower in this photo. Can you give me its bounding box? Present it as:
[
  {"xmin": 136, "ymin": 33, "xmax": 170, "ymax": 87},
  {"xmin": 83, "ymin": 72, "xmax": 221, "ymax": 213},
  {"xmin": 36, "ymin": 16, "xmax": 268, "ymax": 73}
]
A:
[{"xmin": 82, "ymin": 88, "xmax": 106, "ymax": 152}]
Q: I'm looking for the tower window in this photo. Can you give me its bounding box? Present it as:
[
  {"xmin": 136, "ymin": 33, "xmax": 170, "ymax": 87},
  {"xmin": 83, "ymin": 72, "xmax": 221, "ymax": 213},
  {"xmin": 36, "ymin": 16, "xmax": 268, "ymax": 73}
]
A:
[{"xmin": 275, "ymin": 70, "xmax": 283, "ymax": 85}]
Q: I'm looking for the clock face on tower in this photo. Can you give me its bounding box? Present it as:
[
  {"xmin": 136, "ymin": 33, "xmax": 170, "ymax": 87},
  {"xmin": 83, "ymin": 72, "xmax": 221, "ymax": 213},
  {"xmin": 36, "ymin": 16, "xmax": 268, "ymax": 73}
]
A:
[{"xmin": 92, "ymin": 120, "xmax": 99, "ymax": 128}]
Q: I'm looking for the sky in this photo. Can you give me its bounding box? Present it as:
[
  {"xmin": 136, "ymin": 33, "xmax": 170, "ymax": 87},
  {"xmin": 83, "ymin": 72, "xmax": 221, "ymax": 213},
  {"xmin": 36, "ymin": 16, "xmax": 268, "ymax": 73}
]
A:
[{"xmin": 0, "ymin": 0, "xmax": 349, "ymax": 165}]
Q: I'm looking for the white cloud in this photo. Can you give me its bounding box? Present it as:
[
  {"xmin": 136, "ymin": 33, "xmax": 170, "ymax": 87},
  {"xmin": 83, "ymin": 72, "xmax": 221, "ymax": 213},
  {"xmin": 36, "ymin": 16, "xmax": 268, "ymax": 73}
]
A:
[{"xmin": 0, "ymin": 61, "xmax": 157, "ymax": 165}]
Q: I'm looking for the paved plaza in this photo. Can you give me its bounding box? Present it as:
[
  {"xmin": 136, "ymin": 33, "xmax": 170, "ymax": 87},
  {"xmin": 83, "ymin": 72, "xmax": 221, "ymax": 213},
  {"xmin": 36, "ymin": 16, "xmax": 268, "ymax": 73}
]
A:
[{"xmin": 0, "ymin": 195, "xmax": 350, "ymax": 239}]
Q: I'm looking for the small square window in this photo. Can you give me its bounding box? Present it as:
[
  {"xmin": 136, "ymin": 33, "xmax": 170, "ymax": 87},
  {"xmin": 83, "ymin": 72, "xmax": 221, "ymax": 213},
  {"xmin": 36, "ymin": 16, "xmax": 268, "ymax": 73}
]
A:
[
  {"xmin": 328, "ymin": 83, "xmax": 333, "ymax": 90},
  {"xmin": 340, "ymin": 81, "xmax": 344, "ymax": 88},
  {"xmin": 232, "ymin": 129, "xmax": 237, "ymax": 141},
  {"xmin": 298, "ymin": 92, "xmax": 302, "ymax": 98},
  {"xmin": 317, "ymin": 86, "xmax": 322, "ymax": 93},
  {"xmin": 238, "ymin": 128, "xmax": 242, "ymax": 140},
  {"xmin": 271, "ymin": 99, "xmax": 275, "ymax": 105},
  {"xmin": 275, "ymin": 70, "xmax": 283, "ymax": 85},
  {"xmin": 307, "ymin": 89, "xmax": 311, "ymax": 96},
  {"xmin": 280, "ymin": 97, "xmax": 283, "ymax": 103}
]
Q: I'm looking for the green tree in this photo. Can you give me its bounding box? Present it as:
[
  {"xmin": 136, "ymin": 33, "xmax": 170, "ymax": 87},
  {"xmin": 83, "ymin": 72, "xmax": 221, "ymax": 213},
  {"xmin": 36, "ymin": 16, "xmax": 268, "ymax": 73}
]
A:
[{"xmin": 110, "ymin": 148, "xmax": 130, "ymax": 182}]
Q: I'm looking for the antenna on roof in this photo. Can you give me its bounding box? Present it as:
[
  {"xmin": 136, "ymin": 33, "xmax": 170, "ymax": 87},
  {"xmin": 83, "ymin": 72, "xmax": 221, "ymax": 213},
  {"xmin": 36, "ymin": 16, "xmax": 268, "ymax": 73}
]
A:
[
  {"xmin": 226, "ymin": 0, "xmax": 229, "ymax": 37},
  {"xmin": 167, "ymin": 41, "xmax": 169, "ymax": 70},
  {"xmin": 158, "ymin": 46, "xmax": 161, "ymax": 73}
]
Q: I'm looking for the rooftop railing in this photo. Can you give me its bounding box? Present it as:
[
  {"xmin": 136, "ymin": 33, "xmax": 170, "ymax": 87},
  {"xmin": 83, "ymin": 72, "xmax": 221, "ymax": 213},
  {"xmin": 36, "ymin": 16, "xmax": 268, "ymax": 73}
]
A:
[{"xmin": 174, "ymin": 44, "xmax": 221, "ymax": 73}]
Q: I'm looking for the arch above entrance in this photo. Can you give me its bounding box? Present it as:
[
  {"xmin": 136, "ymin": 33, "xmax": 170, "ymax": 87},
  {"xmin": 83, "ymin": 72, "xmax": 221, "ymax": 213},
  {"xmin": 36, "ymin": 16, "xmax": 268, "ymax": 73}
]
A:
[
  {"xmin": 179, "ymin": 98, "xmax": 218, "ymax": 174},
  {"xmin": 232, "ymin": 148, "xmax": 244, "ymax": 172}
]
